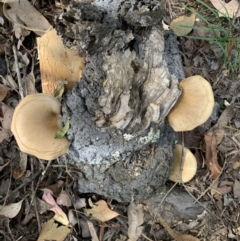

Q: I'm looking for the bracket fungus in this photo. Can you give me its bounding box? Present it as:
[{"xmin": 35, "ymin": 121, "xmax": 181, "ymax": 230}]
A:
[
  {"xmin": 167, "ymin": 75, "xmax": 214, "ymax": 131},
  {"xmin": 169, "ymin": 144, "xmax": 197, "ymax": 183},
  {"xmin": 37, "ymin": 29, "xmax": 85, "ymax": 94},
  {"xmin": 11, "ymin": 93, "xmax": 70, "ymax": 160}
]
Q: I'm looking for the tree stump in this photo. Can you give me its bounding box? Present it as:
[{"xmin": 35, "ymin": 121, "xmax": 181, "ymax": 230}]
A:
[{"xmin": 57, "ymin": 0, "xmax": 185, "ymax": 202}]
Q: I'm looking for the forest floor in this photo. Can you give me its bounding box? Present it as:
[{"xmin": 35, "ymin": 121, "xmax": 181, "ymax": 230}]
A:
[{"xmin": 0, "ymin": 0, "xmax": 240, "ymax": 240}]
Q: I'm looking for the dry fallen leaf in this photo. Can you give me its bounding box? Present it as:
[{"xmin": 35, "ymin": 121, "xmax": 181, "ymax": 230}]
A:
[
  {"xmin": 0, "ymin": 75, "xmax": 18, "ymax": 89},
  {"xmin": 11, "ymin": 51, "xmax": 30, "ymax": 77},
  {"xmin": 12, "ymin": 168, "xmax": 25, "ymax": 180},
  {"xmin": 215, "ymin": 104, "xmax": 235, "ymax": 128},
  {"xmin": 213, "ymin": 128, "xmax": 225, "ymax": 145},
  {"xmin": 0, "ymin": 102, "xmax": 13, "ymax": 129},
  {"xmin": 0, "ymin": 199, "xmax": 24, "ymax": 218},
  {"xmin": 41, "ymin": 180, "xmax": 65, "ymax": 197},
  {"xmin": 42, "ymin": 192, "xmax": 69, "ymax": 226},
  {"xmin": 127, "ymin": 202, "xmax": 144, "ymax": 241},
  {"xmin": 68, "ymin": 210, "xmax": 78, "ymax": 226},
  {"xmin": 210, "ymin": 0, "xmax": 240, "ymax": 18},
  {"xmin": 0, "ymin": 128, "xmax": 10, "ymax": 142},
  {"xmin": 84, "ymin": 200, "xmax": 119, "ymax": 222},
  {"xmin": 233, "ymin": 180, "xmax": 240, "ymax": 199},
  {"xmin": 204, "ymin": 131, "xmax": 222, "ymax": 179},
  {"xmin": 19, "ymin": 152, "xmax": 27, "ymax": 176},
  {"xmin": 25, "ymin": 58, "xmax": 37, "ymax": 95},
  {"xmin": 0, "ymin": 161, "xmax": 9, "ymax": 172},
  {"xmin": 37, "ymin": 29, "xmax": 85, "ymax": 94},
  {"xmin": 12, "ymin": 152, "xmax": 28, "ymax": 179},
  {"xmin": 36, "ymin": 198, "xmax": 53, "ymax": 215},
  {"xmin": 0, "ymin": 179, "xmax": 10, "ymax": 199},
  {"xmin": 7, "ymin": 8, "xmax": 30, "ymax": 39},
  {"xmin": 0, "ymin": 102, "xmax": 13, "ymax": 142},
  {"xmin": 57, "ymin": 191, "xmax": 72, "ymax": 207},
  {"xmin": 79, "ymin": 219, "xmax": 92, "ymax": 239},
  {"xmin": 233, "ymin": 161, "xmax": 240, "ymax": 170},
  {"xmin": 37, "ymin": 218, "xmax": 70, "ymax": 241},
  {"xmin": 0, "ymin": 84, "xmax": 11, "ymax": 101},
  {"xmin": 2, "ymin": 0, "xmax": 52, "ymax": 36},
  {"xmin": 158, "ymin": 214, "xmax": 200, "ymax": 241},
  {"xmin": 211, "ymin": 180, "xmax": 233, "ymax": 196},
  {"xmin": 170, "ymin": 13, "xmax": 196, "ymax": 36},
  {"xmin": 75, "ymin": 197, "xmax": 87, "ymax": 209}
]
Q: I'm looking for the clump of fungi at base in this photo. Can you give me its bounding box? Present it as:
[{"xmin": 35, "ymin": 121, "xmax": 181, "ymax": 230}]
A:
[
  {"xmin": 11, "ymin": 75, "xmax": 214, "ymax": 183},
  {"xmin": 168, "ymin": 75, "xmax": 214, "ymax": 183},
  {"xmin": 11, "ymin": 28, "xmax": 84, "ymax": 161}
]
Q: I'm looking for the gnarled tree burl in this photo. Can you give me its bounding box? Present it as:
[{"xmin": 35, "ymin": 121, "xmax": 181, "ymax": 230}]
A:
[{"xmin": 57, "ymin": 0, "xmax": 185, "ymax": 202}]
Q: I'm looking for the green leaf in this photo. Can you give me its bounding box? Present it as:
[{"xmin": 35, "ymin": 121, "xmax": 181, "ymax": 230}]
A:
[{"xmin": 55, "ymin": 120, "xmax": 70, "ymax": 139}]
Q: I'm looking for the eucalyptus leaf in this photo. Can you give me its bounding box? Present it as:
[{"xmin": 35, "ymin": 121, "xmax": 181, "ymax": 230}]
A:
[{"xmin": 170, "ymin": 13, "xmax": 196, "ymax": 36}]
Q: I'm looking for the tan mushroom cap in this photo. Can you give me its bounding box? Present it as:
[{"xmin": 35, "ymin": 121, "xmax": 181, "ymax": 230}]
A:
[
  {"xmin": 169, "ymin": 144, "xmax": 197, "ymax": 183},
  {"xmin": 11, "ymin": 93, "xmax": 70, "ymax": 160},
  {"xmin": 167, "ymin": 75, "xmax": 214, "ymax": 131},
  {"xmin": 37, "ymin": 29, "xmax": 85, "ymax": 94}
]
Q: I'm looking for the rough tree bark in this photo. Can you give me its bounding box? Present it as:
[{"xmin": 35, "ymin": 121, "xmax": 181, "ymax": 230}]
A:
[{"xmin": 57, "ymin": 0, "xmax": 187, "ymax": 203}]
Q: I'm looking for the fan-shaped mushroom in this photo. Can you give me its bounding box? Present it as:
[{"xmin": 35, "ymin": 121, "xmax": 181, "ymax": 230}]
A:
[
  {"xmin": 37, "ymin": 29, "xmax": 85, "ymax": 94},
  {"xmin": 11, "ymin": 93, "xmax": 70, "ymax": 160},
  {"xmin": 167, "ymin": 75, "xmax": 214, "ymax": 131},
  {"xmin": 169, "ymin": 144, "xmax": 197, "ymax": 183}
]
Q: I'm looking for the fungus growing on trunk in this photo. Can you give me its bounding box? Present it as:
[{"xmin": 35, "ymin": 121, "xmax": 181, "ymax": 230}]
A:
[
  {"xmin": 37, "ymin": 29, "xmax": 85, "ymax": 94},
  {"xmin": 167, "ymin": 75, "xmax": 214, "ymax": 131},
  {"xmin": 11, "ymin": 93, "xmax": 69, "ymax": 160},
  {"xmin": 169, "ymin": 144, "xmax": 197, "ymax": 183}
]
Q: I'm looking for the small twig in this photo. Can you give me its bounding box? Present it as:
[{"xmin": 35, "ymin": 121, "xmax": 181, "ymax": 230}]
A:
[
  {"xmin": 230, "ymin": 136, "xmax": 240, "ymax": 149},
  {"xmin": 225, "ymin": 149, "xmax": 240, "ymax": 158},
  {"xmin": 159, "ymin": 182, "xmax": 178, "ymax": 207},
  {"xmin": 30, "ymin": 159, "xmax": 41, "ymax": 233},
  {"xmin": 5, "ymin": 219, "xmax": 15, "ymax": 241},
  {"xmin": 0, "ymin": 230, "xmax": 11, "ymax": 241},
  {"xmin": 0, "ymin": 171, "xmax": 41, "ymax": 203},
  {"xmin": 141, "ymin": 233, "xmax": 154, "ymax": 241},
  {"xmin": 99, "ymin": 224, "xmax": 105, "ymax": 241},
  {"xmin": 223, "ymin": 125, "xmax": 240, "ymax": 131},
  {"xmin": 1, "ymin": 161, "xmax": 13, "ymax": 208},
  {"xmin": 192, "ymin": 160, "xmax": 226, "ymax": 204},
  {"xmin": 16, "ymin": 236, "xmax": 24, "ymax": 241},
  {"xmin": 1, "ymin": 49, "xmax": 19, "ymax": 91},
  {"xmin": 25, "ymin": 160, "xmax": 52, "ymax": 217},
  {"xmin": 182, "ymin": 182, "xmax": 225, "ymax": 224},
  {"xmin": 12, "ymin": 45, "xmax": 24, "ymax": 99},
  {"xmin": 21, "ymin": 212, "xmax": 35, "ymax": 226},
  {"xmin": 40, "ymin": 160, "xmax": 52, "ymax": 182},
  {"xmin": 149, "ymin": 182, "xmax": 178, "ymax": 235},
  {"xmin": 166, "ymin": 0, "xmax": 174, "ymax": 19}
]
